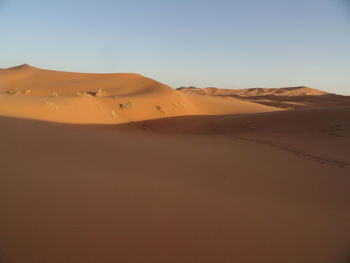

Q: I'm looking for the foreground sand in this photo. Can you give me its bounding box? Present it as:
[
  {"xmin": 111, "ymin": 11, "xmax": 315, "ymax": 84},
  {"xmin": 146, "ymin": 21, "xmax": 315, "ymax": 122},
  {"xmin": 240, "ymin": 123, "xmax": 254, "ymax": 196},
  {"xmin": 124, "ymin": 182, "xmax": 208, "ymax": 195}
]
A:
[
  {"xmin": 0, "ymin": 115, "xmax": 349, "ymax": 263},
  {"xmin": 0, "ymin": 65, "xmax": 349, "ymax": 263}
]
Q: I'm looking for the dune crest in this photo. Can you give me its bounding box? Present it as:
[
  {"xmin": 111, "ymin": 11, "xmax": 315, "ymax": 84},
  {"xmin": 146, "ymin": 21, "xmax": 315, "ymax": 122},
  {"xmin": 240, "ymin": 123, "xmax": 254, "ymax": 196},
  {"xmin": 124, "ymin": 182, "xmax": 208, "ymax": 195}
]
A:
[
  {"xmin": 177, "ymin": 86, "xmax": 329, "ymax": 96},
  {"xmin": 178, "ymin": 86, "xmax": 350, "ymax": 109},
  {"xmin": 0, "ymin": 65, "xmax": 280, "ymax": 124}
]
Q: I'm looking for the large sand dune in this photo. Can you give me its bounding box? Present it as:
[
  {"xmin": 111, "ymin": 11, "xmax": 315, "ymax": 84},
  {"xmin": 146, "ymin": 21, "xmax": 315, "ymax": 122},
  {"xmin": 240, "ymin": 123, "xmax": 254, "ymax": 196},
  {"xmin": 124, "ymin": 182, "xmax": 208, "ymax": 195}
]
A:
[
  {"xmin": 0, "ymin": 65, "xmax": 349, "ymax": 263},
  {"xmin": 0, "ymin": 65, "xmax": 279, "ymax": 124}
]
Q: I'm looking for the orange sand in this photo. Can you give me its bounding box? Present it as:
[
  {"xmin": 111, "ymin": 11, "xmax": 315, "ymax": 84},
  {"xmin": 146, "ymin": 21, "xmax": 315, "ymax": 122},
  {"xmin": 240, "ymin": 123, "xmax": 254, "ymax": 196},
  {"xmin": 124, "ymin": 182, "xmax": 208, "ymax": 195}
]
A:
[{"xmin": 0, "ymin": 65, "xmax": 349, "ymax": 263}]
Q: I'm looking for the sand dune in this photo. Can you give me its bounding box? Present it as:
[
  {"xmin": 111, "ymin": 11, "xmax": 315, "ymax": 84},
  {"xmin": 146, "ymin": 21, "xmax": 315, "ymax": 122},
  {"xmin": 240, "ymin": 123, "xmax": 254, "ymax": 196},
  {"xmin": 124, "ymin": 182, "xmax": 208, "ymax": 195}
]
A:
[
  {"xmin": 132, "ymin": 107, "xmax": 350, "ymax": 166},
  {"xmin": 0, "ymin": 65, "xmax": 349, "ymax": 263},
  {"xmin": 0, "ymin": 115, "xmax": 349, "ymax": 263},
  {"xmin": 0, "ymin": 64, "xmax": 169, "ymax": 96},
  {"xmin": 178, "ymin": 86, "xmax": 350, "ymax": 109},
  {"xmin": 0, "ymin": 65, "xmax": 279, "ymax": 123},
  {"xmin": 178, "ymin": 86, "xmax": 330, "ymax": 96}
]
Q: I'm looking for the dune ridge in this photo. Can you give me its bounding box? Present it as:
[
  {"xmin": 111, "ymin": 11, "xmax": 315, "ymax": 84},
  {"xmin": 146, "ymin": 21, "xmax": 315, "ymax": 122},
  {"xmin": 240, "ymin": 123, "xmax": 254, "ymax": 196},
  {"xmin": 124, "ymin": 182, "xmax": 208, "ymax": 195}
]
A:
[
  {"xmin": 0, "ymin": 64, "xmax": 280, "ymax": 124},
  {"xmin": 177, "ymin": 86, "xmax": 330, "ymax": 96},
  {"xmin": 178, "ymin": 86, "xmax": 350, "ymax": 109}
]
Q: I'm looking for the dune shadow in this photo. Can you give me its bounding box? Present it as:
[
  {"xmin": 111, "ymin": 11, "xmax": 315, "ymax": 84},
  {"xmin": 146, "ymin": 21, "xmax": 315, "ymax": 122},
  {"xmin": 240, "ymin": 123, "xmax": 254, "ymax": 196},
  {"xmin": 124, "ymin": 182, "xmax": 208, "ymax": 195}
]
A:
[
  {"xmin": 1, "ymin": 106, "xmax": 349, "ymax": 168},
  {"xmin": 213, "ymin": 94, "xmax": 350, "ymax": 109}
]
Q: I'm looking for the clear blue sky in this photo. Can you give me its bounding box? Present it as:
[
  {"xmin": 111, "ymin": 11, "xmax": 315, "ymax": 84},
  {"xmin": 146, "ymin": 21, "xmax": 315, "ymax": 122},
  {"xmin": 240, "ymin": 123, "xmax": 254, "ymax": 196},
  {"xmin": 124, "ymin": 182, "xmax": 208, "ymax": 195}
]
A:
[{"xmin": 1, "ymin": 0, "xmax": 349, "ymax": 94}]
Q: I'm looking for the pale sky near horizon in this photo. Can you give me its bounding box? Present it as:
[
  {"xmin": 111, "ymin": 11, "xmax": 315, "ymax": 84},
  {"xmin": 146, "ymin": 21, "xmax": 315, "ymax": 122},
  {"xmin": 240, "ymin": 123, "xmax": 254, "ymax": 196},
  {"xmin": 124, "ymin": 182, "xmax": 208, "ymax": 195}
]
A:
[{"xmin": 0, "ymin": 0, "xmax": 349, "ymax": 94}]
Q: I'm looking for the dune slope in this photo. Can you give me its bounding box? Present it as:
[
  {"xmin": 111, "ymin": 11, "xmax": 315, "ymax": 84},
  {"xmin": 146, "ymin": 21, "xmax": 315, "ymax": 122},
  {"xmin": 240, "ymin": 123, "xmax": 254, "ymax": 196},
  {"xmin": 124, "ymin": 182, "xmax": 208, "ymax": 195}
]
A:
[
  {"xmin": 178, "ymin": 86, "xmax": 350, "ymax": 109},
  {"xmin": 133, "ymin": 107, "xmax": 350, "ymax": 166},
  {"xmin": 0, "ymin": 65, "xmax": 349, "ymax": 263},
  {"xmin": 0, "ymin": 65, "xmax": 281, "ymax": 124},
  {"xmin": 0, "ymin": 116, "xmax": 349, "ymax": 263},
  {"xmin": 177, "ymin": 86, "xmax": 330, "ymax": 96}
]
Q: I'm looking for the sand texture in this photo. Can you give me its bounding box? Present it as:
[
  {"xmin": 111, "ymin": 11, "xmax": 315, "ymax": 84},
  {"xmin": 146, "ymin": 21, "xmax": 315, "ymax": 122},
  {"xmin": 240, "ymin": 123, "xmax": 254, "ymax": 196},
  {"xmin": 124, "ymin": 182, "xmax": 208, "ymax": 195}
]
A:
[{"xmin": 0, "ymin": 65, "xmax": 349, "ymax": 263}]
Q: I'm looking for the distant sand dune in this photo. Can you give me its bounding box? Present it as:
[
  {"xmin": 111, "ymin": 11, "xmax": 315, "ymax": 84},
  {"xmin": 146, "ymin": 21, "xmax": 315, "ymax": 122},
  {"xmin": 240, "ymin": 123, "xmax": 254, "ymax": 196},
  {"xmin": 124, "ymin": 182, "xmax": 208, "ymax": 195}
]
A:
[
  {"xmin": 177, "ymin": 86, "xmax": 330, "ymax": 96},
  {"xmin": 178, "ymin": 86, "xmax": 350, "ymax": 109}
]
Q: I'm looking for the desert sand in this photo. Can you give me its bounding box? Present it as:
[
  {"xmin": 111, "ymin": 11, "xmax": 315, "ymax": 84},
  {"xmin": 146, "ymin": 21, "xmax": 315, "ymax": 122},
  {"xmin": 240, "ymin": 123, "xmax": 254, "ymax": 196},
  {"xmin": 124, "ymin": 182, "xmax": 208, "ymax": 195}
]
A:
[{"xmin": 0, "ymin": 65, "xmax": 349, "ymax": 263}]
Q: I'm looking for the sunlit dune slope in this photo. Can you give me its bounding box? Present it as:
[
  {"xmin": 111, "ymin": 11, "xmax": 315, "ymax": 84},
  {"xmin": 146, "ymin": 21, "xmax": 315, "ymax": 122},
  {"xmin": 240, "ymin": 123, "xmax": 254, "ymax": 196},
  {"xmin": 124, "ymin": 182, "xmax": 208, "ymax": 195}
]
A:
[
  {"xmin": 0, "ymin": 64, "xmax": 171, "ymax": 96},
  {"xmin": 0, "ymin": 65, "xmax": 280, "ymax": 123}
]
